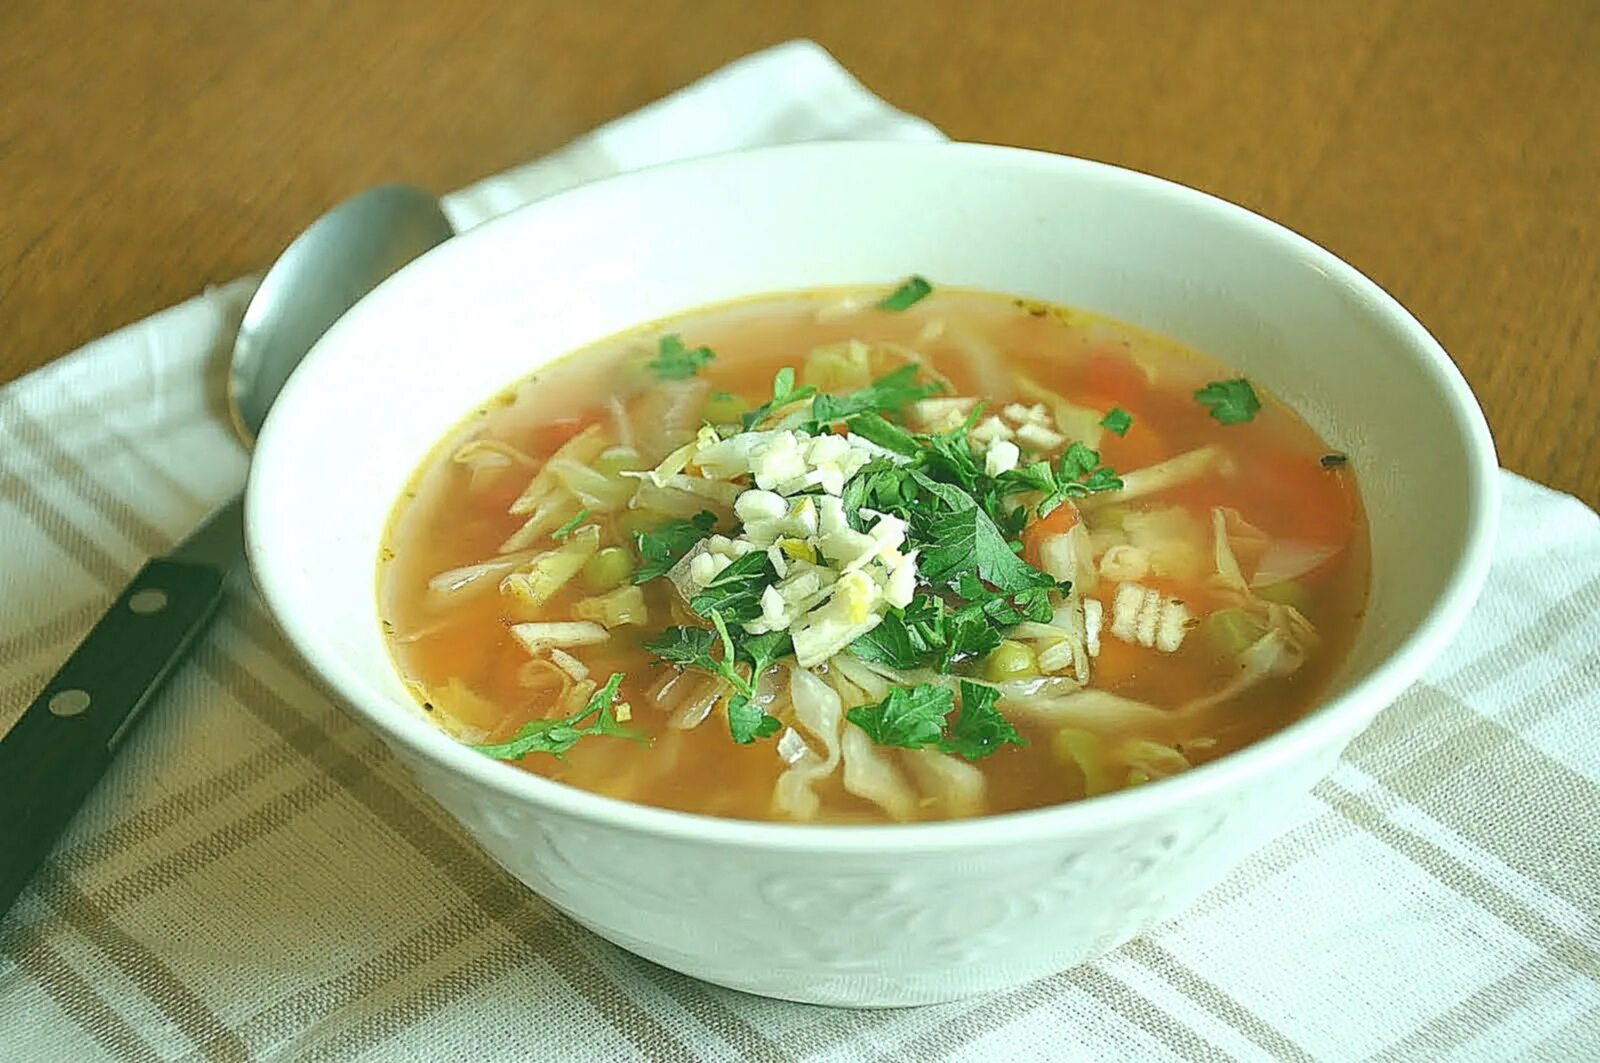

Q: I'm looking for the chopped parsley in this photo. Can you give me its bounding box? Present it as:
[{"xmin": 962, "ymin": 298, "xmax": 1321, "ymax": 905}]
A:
[
  {"xmin": 876, "ymin": 275, "xmax": 933, "ymax": 311},
  {"xmin": 689, "ymin": 551, "xmax": 778, "ymax": 625},
  {"xmin": 632, "ymin": 511, "xmax": 718, "ymax": 584},
  {"xmin": 939, "ymin": 681, "xmax": 1026, "ymax": 762},
  {"xmin": 1320, "ymin": 452, "xmax": 1349, "ymax": 469},
  {"xmin": 649, "ymin": 334, "xmax": 715, "ymax": 380},
  {"xmin": 471, "ymin": 673, "xmax": 644, "ymax": 759},
  {"xmin": 810, "ymin": 364, "xmax": 942, "ymax": 425},
  {"xmin": 919, "ymin": 504, "xmax": 1056, "ymax": 595},
  {"xmin": 550, "ymin": 508, "xmax": 589, "ymax": 540},
  {"xmin": 840, "ymin": 680, "xmax": 1026, "ymax": 761},
  {"xmin": 1100, "ymin": 406, "xmax": 1133, "ymax": 436},
  {"xmin": 1194, "ymin": 378, "xmax": 1261, "ymax": 425},
  {"xmin": 741, "ymin": 367, "xmax": 818, "ymax": 431},
  {"xmin": 996, "ymin": 442, "xmax": 1122, "ymax": 518},
  {"xmin": 845, "ymin": 683, "xmax": 953, "ymax": 748},
  {"xmin": 644, "ymin": 621, "xmax": 783, "ymax": 744}
]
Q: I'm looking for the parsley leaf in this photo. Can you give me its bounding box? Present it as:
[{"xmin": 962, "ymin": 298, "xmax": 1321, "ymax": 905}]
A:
[
  {"xmin": 689, "ymin": 551, "xmax": 777, "ymax": 624},
  {"xmin": 728, "ymin": 693, "xmax": 782, "ymax": 744},
  {"xmin": 644, "ymin": 620, "xmax": 787, "ymax": 745},
  {"xmin": 811, "ymin": 365, "xmax": 942, "ymax": 425},
  {"xmin": 648, "ymin": 334, "xmax": 715, "ymax": 380},
  {"xmin": 1194, "ymin": 378, "xmax": 1261, "ymax": 425},
  {"xmin": 1100, "ymin": 406, "xmax": 1133, "ymax": 436},
  {"xmin": 875, "ymin": 275, "xmax": 933, "ymax": 311},
  {"xmin": 844, "ymin": 412, "xmax": 921, "ymax": 455},
  {"xmin": 846, "ymin": 683, "xmax": 954, "ymax": 748},
  {"xmin": 643, "ymin": 626, "xmax": 719, "ymax": 670},
  {"xmin": 632, "ymin": 511, "xmax": 717, "ymax": 583},
  {"xmin": 918, "ymin": 504, "xmax": 1056, "ymax": 595},
  {"xmin": 551, "ymin": 508, "xmax": 589, "ymax": 541},
  {"xmin": 848, "ymin": 596, "xmax": 949, "ymax": 670},
  {"xmin": 996, "ymin": 443, "xmax": 1122, "ymax": 518},
  {"xmin": 741, "ymin": 367, "xmax": 819, "ymax": 431},
  {"xmin": 939, "ymin": 681, "xmax": 1027, "ymax": 761},
  {"xmin": 471, "ymin": 673, "xmax": 644, "ymax": 760},
  {"xmin": 734, "ymin": 629, "xmax": 794, "ymax": 677}
]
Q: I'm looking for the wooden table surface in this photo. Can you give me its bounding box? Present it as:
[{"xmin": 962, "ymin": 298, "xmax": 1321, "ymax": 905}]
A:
[{"xmin": 3, "ymin": 2, "xmax": 1597, "ymax": 505}]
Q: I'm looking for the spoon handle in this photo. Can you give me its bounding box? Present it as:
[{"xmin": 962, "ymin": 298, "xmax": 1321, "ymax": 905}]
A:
[{"xmin": 0, "ymin": 557, "xmax": 228, "ymax": 920}]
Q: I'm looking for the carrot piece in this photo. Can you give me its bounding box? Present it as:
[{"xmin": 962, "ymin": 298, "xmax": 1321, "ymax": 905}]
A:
[{"xmin": 1021, "ymin": 498, "xmax": 1081, "ymax": 568}]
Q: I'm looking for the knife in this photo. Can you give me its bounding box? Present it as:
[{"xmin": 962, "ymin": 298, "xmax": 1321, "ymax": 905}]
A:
[{"xmin": 0, "ymin": 494, "xmax": 244, "ymax": 916}]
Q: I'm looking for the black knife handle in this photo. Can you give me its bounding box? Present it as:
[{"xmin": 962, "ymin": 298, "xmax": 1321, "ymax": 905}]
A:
[{"xmin": 0, "ymin": 557, "xmax": 228, "ymax": 920}]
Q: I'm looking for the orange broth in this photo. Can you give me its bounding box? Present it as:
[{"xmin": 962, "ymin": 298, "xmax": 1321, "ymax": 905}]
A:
[{"xmin": 379, "ymin": 288, "xmax": 1368, "ymax": 822}]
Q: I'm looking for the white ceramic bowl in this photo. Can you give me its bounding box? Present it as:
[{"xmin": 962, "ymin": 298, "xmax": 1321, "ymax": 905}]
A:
[{"xmin": 246, "ymin": 142, "xmax": 1497, "ymax": 1006}]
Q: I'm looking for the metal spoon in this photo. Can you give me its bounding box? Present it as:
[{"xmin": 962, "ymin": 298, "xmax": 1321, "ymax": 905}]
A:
[{"xmin": 0, "ymin": 185, "xmax": 455, "ymax": 919}]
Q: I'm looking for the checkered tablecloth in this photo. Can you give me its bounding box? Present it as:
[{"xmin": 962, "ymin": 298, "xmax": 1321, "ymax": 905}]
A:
[{"xmin": 2, "ymin": 40, "xmax": 1597, "ymax": 1062}]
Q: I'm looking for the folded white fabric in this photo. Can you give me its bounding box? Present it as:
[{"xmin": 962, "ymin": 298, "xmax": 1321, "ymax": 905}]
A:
[{"xmin": 2, "ymin": 38, "xmax": 1597, "ymax": 1063}]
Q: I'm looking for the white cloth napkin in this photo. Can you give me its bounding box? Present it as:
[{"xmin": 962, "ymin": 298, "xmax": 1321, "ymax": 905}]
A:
[{"xmin": 2, "ymin": 39, "xmax": 1597, "ymax": 1063}]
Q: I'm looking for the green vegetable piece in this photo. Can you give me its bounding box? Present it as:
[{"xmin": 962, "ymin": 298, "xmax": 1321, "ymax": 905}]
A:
[
  {"xmin": 702, "ymin": 391, "xmax": 745, "ymax": 425},
  {"xmin": 1200, "ymin": 608, "xmax": 1269, "ymax": 656},
  {"xmin": 981, "ymin": 639, "xmax": 1039, "ymax": 683},
  {"xmin": 595, "ymin": 446, "xmax": 644, "ymax": 479},
  {"xmin": 876, "ymin": 275, "xmax": 933, "ymax": 311},
  {"xmin": 1194, "ymin": 378, "xmax": 1261, "ymax": 425},
  {"xmin": 649, "ymin": 334, "xmax": 714, "ymax": 379},
  {"xmin": 550, "ymin": 509, "xmax": 589, "ymax": 541},
  {"xmin": 939, "ymin": 681, "xmax": 1026, "ymax": 762},
  {"xmin": 1320, "ymin": 452, "xmax": 1349, "ymax": 469},
  {"xmin": 471, "ymin": 673, "xmax": 645, "ymax": 760},
  {"xmin": 632, "ymin": 511, "xmax": 717, "ymax": 584},
  {"xmin": 582, "ymin": 546, "xmax": 635, "ymax": 591},
  {"xmin": 846, "ymin": 683, "xmax": 954, "ymax": 749},
  {"xmin": 1255, "ymin": 580, "xmax": 1311, "ymax": 613},
  {"xmin": 1100, "ymin": 406, "xmax": 1133, "ymax": 436},
  {"xmin": 1052, "ymin": 727, "xmax": 1118, "ymax": 797}
]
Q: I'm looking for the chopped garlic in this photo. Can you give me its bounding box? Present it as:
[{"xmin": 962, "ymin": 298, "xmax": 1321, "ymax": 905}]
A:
[
  {"xmin": 910, "ymin": 396, "xmax": 977, "ymax": 433},
  {"xmin": 1015, "ymin": 421, "xmax": 1067, "ymax": 452},
  {"xmin": 1002, "ymin": 402, "xmax": 1051, "ymax": 427},
  {"xmin": 734, "ymin": 489, "xmax": 787, "ymax": 523},
  {"xmin": 985, "ymin": 438, "xmax": 1021, "ymax": 477},
  {"xmin": 885, "ymin": 551, "xmax": 918, "ymax": 607},
  {"xmin": 968, "ymin": 416, "xmax": 1015, "ymax": 446}
]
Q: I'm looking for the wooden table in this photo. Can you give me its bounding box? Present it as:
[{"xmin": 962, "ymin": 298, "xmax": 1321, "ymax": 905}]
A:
[{"xmin": 4, "ymin": 1, "xmax": 1597, "ymax": 505}]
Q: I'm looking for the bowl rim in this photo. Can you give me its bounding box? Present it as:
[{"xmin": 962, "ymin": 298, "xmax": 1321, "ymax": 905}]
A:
[{"xmin": 246, "ymin": 139, "xmax": 1500, "ymax": 853}]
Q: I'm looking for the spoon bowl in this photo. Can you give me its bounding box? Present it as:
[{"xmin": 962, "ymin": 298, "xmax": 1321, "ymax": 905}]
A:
[{"xmin": 229, "ymin": 184, "xmax": 455, "ymax": 443}]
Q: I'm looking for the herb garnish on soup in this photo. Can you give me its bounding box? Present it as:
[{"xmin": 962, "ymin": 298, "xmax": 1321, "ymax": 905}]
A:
[{"xmin": 378, "ymin": 279, "xmax": 1367, "ymax": 822}]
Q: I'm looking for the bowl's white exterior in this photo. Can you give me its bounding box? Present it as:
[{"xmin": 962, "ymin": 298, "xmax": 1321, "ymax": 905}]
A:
[{"xmin": 246, "ymin": 142, "xmax": 1498, "ymax": 1007}]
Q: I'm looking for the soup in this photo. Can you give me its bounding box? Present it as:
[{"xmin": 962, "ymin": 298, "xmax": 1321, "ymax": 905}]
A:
[{"xmin": 379, "ymin": 280, "xmax": 1367, "ymax": 823}]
